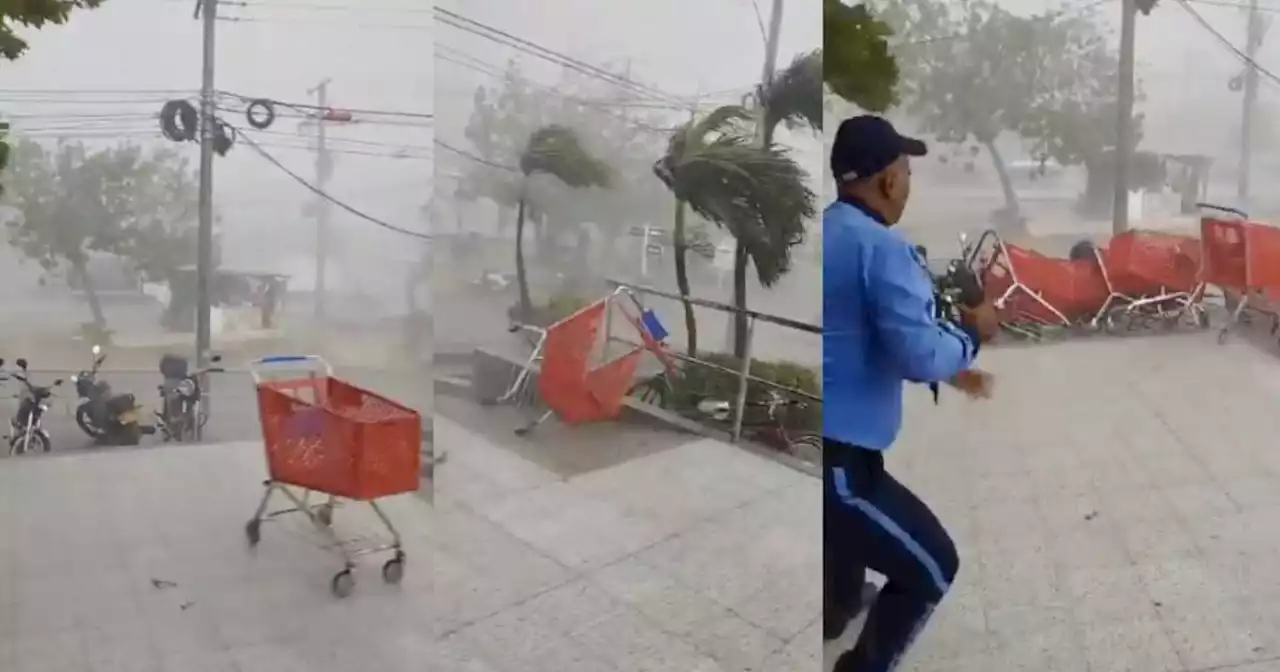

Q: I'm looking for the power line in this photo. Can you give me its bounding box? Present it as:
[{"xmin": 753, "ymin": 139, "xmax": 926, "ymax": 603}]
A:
[
  {"xmin": 246, "ymin": 140, "xmax": 430, "ymax": 160},
  {"xmin": 222, "ymin": 0, "xmax": 428, "ymax": 12},
  {"xmin": 235, "ymin": 130, "xmax": 430, "ymax": 239},
  {"xmin": 212, "ymin": 105, "xmax": 430, "ymax": 129},
  {"xmin": 434, "ymin": 7, "xmax": 687, "ymax": 105},
  {"xmin": 217, "ymin": 15, "xmax": 427, "ymax": 30},
  {"xmin": 436, "ymin": 45, "xmax": 743, "ymax": 114},
  {"xmin": 1187, "ymin": 0, "xmax": 1280, "ymax": 11},
  {"xmin": 1177, "ymin": 0, "xmax": 1280, "ymax": 86},
  {"xmin": 433, "ymin": 139, "xmax": 517, "ymax": 172},
  {"xmin": 217, "ymin": 90, "xmax": 432, "ymax": 120},
  {"xmin": 248, "ymin": 127, "xmax": 431, "ymax": 151}
]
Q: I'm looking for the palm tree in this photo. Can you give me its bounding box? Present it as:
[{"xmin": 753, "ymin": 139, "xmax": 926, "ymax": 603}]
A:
[
  {"xmin": 513, "ymin": 124, "xmax": 612, "ymax": 319},
  {"xmin": 653, "ymin": 105, "xmax": 816, "ymax": 358},
  {"xmin": 717, "ymin": 49, "xmax": 824, "ymax": 356}
]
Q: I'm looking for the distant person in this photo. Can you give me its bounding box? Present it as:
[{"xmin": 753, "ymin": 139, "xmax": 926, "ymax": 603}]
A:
[{"xmin": 823, "ymin": 115, "xmax": 1000, "ymax": 672}]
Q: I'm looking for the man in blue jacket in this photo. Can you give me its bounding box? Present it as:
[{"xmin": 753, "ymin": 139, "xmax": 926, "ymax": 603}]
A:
[{"xmin": 823, "ymin": 115, "xmax": 999, "ymax": 672}]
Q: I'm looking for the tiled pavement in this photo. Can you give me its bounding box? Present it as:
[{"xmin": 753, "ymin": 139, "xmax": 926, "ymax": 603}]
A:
[
  {"xmin": 0, "ymin": 442, "xmax": 433, "ymax": 671},
  {"xmin": 432, "ymin": 415, "xmax": 821, "ymax": 671},
  {"xmin": 875, "ymin": 333, "xmax": 1280, "ymax": 672},
  {"xmin": 13, "ymin": 331, "xmax": 1280, "ymax": 671}
]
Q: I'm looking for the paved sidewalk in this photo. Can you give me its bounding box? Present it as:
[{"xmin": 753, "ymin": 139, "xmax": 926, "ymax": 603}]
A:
[
  {"xmin": 0, "ymin": 442, "xmax": 433, "ymax": 671},
  {"xmin": 829, "ymin": 333, "xmax": 1280, "ymax": 672},
  {"xmin": 432, "ymin": 415, "xmax": 821, "ymax": 671}
]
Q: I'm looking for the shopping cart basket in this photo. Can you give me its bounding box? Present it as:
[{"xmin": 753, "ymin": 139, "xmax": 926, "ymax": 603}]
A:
[{"xmin": 242, "ymin": 355, "xmax": 421, "ymax": 598}]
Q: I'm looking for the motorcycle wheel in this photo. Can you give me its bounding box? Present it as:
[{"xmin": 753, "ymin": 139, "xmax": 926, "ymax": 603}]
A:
[
  {"xmin": 75, "ymin": 405, "xmax": 105, "ymax": 438},
  {"xmin": 10, "ymin": 432, "xmax": 50, "ymax": 456}
]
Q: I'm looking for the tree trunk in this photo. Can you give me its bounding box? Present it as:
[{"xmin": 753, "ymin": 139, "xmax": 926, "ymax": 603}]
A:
[
  {"xmin": 983, "ymin": 139, "xmax": 1022, "ymax": 227},
  {"xmin": 72, "ymin": 258, "xmax": 107, "ymax": 330},
  {"xmin": 515, "ymin": 195, "xmax": 532, "ymax": 319},
  {"xmin": 729, "ymin": 119, "xmax": 779, "ymax": 358},
  {"xmin": 731, "ymin": 240, "xmax": 749, "ymax": 358},
  {"xmin": 673, "ymin": 200, "xmax": 697, "ymax": 357},
  {"xmin": 1079, "ymin": 157, "xmax": 1112, "ymax": 220}
]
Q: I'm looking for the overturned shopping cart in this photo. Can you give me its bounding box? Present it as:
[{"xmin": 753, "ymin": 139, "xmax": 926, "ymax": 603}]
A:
[{"xmin": 243, "ymin": 355, "xmax": 422, "ymax": 598}]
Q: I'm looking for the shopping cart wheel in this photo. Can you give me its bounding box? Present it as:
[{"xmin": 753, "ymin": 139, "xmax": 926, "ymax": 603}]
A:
[
  {"xmin": 330, "ymin": 569, "xmax": 355, "ymax": 598},
  {"xmin": 245, "ymin": 520, "xmax": 261, "ymax": 547},
  {"xmin": 1218, "ymin": 328, "xmax": 1231, "ymax": 345},
  {"xmin": 382, "ymin": 553, "xmax": 406, "ymax": 585}
]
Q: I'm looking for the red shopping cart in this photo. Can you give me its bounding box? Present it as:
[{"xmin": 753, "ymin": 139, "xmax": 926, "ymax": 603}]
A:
[
  {"xmin": 1201, "ymin": 203, "xmax": 1280, "ymax": 343},
  {"xmin": 243, "ymin": 355, "xmax": 421, "ymax": 598}
]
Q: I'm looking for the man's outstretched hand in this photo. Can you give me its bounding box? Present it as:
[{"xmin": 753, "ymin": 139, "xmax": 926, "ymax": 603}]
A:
[{"xmin": 950, "ymin": 369, "xmax": 994, "ymax": 399}]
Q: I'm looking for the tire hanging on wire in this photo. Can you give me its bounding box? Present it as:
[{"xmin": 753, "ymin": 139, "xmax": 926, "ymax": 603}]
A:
[
  {"xmin": 245, "ymin": 98, "xmax": 276, "ymax": 130},
  {"xmin": 159, "ymin": 100, "xmax": 199, "ymax": 142}
]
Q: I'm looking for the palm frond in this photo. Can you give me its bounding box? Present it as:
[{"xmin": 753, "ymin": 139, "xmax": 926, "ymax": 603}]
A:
[
  {"xmin": 655, "ymin": 119, "xmax": 815, "ymax": 286},
  {"xmin": 519, "ymin": 124, "xmax": 613, "ymax": 188},
  {"xmin": 652, "ymin": 105, "xmax": 752, "ymax": 190},
  {"xmin": 759, "ymin": 49, "xmax": 823, "ymax": 134}
]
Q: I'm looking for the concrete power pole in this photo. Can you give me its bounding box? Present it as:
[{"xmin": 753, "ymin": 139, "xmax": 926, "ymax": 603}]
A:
[
  {"xmin": 1113, "ymin": 0, "xmax": 1137, "ymax": 235},
  {"xmin": 728, "ymin": 0, "xmax": 784, "ymax": 354},
  {"xmin": 1239, "ymin": 0, "xmax": 1263, "ymax": 206},
  {"xmin": 194, "ymin": 0, "xmax": 218, "ymax": 367},
  {"xmin": 309, "ymin": 78, "xmax": 333, "ymax": 320}
]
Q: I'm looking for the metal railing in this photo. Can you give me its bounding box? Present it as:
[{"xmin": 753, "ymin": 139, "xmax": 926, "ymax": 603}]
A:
[{"xmin": 604, "ymin": 279, "xmax": 820, "ymax": 442}]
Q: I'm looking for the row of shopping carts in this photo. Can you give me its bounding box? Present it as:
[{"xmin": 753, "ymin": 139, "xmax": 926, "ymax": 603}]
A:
[{"xmin": 966, "ymin": 203, "xmax": 1280, "ymax": 343}]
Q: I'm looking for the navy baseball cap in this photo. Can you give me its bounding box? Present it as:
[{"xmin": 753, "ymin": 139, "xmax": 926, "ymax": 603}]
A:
[{"xmin": 831, "ymin": 115, "xmax": 928, "ymax": 183}]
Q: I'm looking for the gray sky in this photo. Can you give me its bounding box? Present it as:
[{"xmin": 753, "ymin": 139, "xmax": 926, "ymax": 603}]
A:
[
  {"xmin": 434, "ymin": 0, "xmax": 823, "ymax": 206},
  {"xmin": 0, "ymin": 0, "xmax": 431, "ymax": 290}
]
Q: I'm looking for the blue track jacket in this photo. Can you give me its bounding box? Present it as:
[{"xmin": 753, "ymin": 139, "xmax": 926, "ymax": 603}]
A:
[{"xmin": 822, "ymin": 199, "xmax": 978, "ymax": 450}]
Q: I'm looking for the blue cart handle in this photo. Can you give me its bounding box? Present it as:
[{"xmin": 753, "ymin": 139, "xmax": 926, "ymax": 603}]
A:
[
  {"xmin": 256, "ymin": 355, "xmax": 312, "ymax": 364},
  {"xmin": 248, "ymin": 354, "xmax": 333, "ymax": 383}
]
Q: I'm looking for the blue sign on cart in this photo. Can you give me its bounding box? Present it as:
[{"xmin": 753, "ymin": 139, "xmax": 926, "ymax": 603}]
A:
[{"xmin": 641, "ymin": 309, "xmax": 668, "ymax": 342}]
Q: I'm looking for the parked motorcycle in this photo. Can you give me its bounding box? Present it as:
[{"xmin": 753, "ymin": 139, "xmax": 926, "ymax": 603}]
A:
[
  {"xmin": 71, "ymin": 344, "xmax": 110, "ymax": 438},
  {"xmin": 6, "ymin": 358, "xmax": 61, "ymax": 455},
  {"xmin": 71, "ymin": 345, "xmax": 155, "ymax": 446},
  {"xmin": 156, "ymin": 353, "xmax": 223, "ymax": 442}
]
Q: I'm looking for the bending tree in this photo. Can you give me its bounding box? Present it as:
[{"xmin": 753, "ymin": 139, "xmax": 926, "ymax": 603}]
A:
[
  {"xmin": 719, "ymin": 50, "xmax": 824, "ymax": 358},
  {"xmin": 654, "ymin": 105, "xmax": 815, "ymax": 357},
  {"xmin": 880, "ymin": 0, "xmax": 1134, "ymax": 225},
  {"xmin": 459, "ymin": 65, "xmax": 670, "ymax": 304},
  {"xmin": 514, "ymin": 125, "xmax": 611, "ymax": 318},
  {"xmin": 2, "ymin": 139, "xmax": 198, "ymax": 329}
]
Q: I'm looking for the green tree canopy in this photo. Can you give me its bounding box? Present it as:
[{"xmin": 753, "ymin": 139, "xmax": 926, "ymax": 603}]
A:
[
  {"xmin": 655, "ymin": 105, "xmax": 814, "ymax": 287},
  {"xmin": 877, "ymin": 0, "xmax": 1137, "ymax": 218},
  {"xmin": 511, "ymin": 124, "xmax": 612, "ymax": 317},
  {"xmin": 823, "ymin": 0, "xmax": 900, "ymax": 111},
  {"xmin": 2, "ymin": 139, "xmax": 198, "ymax": 326},
  {"xmin": 458, "ymin": 64, "xmax": 670, "ymax": 235},
  {"xmin": 0, "ymin": 1, "xmax": 106, "ymax": 174},
  {"xmin": 654, "ymin": 105, "xmax": 816, "ymax": 355},
  {"xmin": 0, "ymin": 0, "xmax": 103, "ymax": 61}
]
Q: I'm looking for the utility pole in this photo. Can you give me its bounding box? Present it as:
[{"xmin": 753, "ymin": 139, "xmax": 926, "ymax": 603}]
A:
[
  {"xmin": 194, "ymin": 0, "xmax": 217, "ymax": 367},
  {"xmin": 1239, "ymin": 0, "xmax": 1263, "ymax": 206},
  {"xmin": 1113, "ymin": 0, "xmax": 1137, "ymax": 235},
  {"xmin": 309, "ymin": 78, "xmax": 333, "ymax": 321},
  {"xmin": 728, "ymin": 0, "xmax": 784, "ymax": 354}
]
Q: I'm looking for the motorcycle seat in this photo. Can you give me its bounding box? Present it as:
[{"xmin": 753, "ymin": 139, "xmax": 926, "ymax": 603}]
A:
[{"xmin": 104, "ymin": 393, "xmax": 137, "ymax": 414}]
